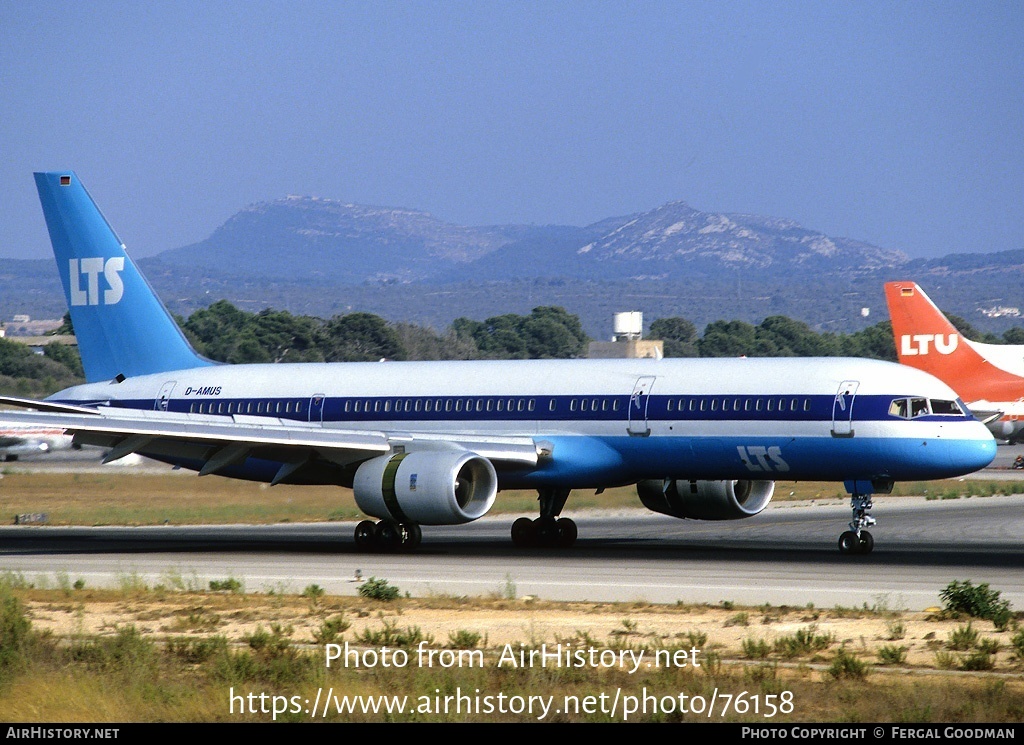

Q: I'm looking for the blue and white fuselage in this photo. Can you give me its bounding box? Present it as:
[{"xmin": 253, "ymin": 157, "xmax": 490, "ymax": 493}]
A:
[{"xmin": 48, "ymin": 355, "xmax": 993, "ymax": 488}]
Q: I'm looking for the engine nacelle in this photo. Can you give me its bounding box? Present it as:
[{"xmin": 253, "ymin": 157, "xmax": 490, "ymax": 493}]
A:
[
  {"xmin": 636, "ymin": 479, "xmax": 774, "ymax": 520},
  {"xmin": 353, "ymin": 451, "xmax": 498, "ymax": 525}
]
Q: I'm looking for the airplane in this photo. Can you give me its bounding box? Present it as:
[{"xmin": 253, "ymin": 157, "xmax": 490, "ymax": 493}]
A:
[
  {"xmin": 0, "ymin": 172, "xmax": 997, "ymax": 556},
  {"xmin": 0, "ymin": 423, "xmax": 74, "ymax": 461},
  {"xmin": 884, "ymin": 281, "xmax": 1024, "ymax": 443}
]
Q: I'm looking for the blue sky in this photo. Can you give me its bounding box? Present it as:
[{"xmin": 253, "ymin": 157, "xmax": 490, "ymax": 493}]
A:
[{"xmin": 1, "ymin": 1, "xmax": 1021, "ymax": 260}]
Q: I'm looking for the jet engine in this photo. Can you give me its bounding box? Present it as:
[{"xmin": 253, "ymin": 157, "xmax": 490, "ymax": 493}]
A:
[
  {"xmin": 353, "ymin": 451, "xmax": 498, "ymax": 525},
  {"xmin": 636, "ymin": 479, "xmax": 774, "ymax": 520}
]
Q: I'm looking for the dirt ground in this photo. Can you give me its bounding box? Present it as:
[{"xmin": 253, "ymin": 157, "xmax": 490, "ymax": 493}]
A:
[{"xmin": 18, "ymin": 588, "xmax": 1022, "ymax": 673}]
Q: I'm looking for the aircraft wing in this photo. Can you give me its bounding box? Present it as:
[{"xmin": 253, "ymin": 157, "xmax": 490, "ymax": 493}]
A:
[
  {"xmin": 0, "ymin": 403, "xmax": 541, "ymax": 483},
  {"xmin": 968, "ymin": 407, "xmax": 1004, "ymax": 426}
]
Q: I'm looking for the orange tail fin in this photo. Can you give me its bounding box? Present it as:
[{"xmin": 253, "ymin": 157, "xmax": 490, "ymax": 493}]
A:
[{"xmin": 884, "ymin": 281, "xmax": 1023, "ymax": 402}]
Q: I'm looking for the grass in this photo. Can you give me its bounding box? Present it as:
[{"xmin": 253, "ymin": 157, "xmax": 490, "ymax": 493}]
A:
[
  {"xmin": 0, "ymin": 472, "xmax": 1020, "ymax": 527},
  {"xmin": 3, "ymin": 581, "xmax": 1024, "ymax": 722}
]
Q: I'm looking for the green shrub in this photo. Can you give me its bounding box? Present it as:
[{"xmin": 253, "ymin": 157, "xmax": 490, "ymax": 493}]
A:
[
  {"xmin": 742, "ymin": 638, "xmax": 771, "ymax": 659},
  {"xmin": 209, "ymin": 578, "xmax": 243, "ymax": 593},
  {"xmin": 774, "ymin": 625, "xmax": 834, "ymax": 658},
  {"xmin": 948, "ymin": 623, "xmax": 980, "ymax": 651},
  {"xmin": 828, "ymin": 647, "xmax": 869, "ymax": 679},
  {"xmin": 0, "ymin": 584, "xmax": 30, "ymax": 674},
  {"xmin": 1011, "ymin": 628, "xmax": 1024, "ymax": 661},
  {"xmin": 302, "ymin": 584, "xmax": 326, "ymax": 599},
  {"xmin": 356, "ymin": 618, "xmax": 433, "ymax": 647},
  {"xmin": 877, "ymin": 645, "xmax": 908, "ymax": 665},
  {"xmin": 312, "ymin": 615, "xmax": 351, "ymax": 645},
  {"xmin": 447, "ymin": 629, "xmax": 483, "ymax": 649},
  {"xmin": 940, "ymin": 580, "xmax": 1013, "ymax": 629},
  {"xmin": 358, "ymin": 577, "xmax": 400, "ymax": 601}
]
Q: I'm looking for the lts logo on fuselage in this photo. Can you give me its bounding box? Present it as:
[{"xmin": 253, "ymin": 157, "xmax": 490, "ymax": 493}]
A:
[
  {"xmin": 68, "ymin": 258, "xmax": 124, "ymax": 306},
  {"xmin": 899, "ymin": 334, "xmax": 958, "ymax": 356}
]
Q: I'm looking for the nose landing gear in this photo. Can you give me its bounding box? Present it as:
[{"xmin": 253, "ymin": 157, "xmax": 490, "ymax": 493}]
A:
[{"xmin": 837, "ymin": 480, "xmax": 888, "ymax": 555}]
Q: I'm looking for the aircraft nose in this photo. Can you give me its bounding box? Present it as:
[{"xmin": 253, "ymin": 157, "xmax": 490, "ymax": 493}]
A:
[{"xmin": 956, "ymin": 426, "xmax": 997, "ymax": 473}]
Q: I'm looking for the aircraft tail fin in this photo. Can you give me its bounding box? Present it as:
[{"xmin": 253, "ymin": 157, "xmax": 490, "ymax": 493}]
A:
[
  {"xmin": 884, "ymin": 281, "xmax": 1021, "ymax": 402},
  {"xmin": 34, "ymin": 172, "xmax": 212, "ymax": 383}
]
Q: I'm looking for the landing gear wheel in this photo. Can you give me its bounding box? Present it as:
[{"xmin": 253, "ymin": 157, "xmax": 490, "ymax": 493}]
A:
[
  {"xmin": 375, "ymin": 521, "xmax": 402, "ymax": 550},
  {"xmin": 838, "ymin": 531, "xmax": 860, "ymax": 554},
  {"xmin": 399, "ymin": 523, "xmax": 422, "ymax": 550},
  {"xmin": 858, "ymin": 530, "xmax": 874, "ymax": 554},
  {"xmin": 535, "ymin": 516, "xmax": 560, "ymax": 547},
  {"xmin": 354, "ymin": 520, "xmax": 376, "ymax": 550},
  {"xmin": 511, "ymin": 517, "xmax": 536, "ymax": 547},
  {"xmin": 556, "ymin": 517, "xmax": 578, "ymax": 547}
]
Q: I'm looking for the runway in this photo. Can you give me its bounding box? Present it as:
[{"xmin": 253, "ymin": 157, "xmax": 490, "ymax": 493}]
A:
[{"xmin": 1, "ymin": 493, "xmax": 1021, "ymax": 611}]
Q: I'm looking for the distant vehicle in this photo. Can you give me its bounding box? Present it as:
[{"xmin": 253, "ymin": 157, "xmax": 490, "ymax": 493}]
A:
[
  {"xmin": 885, "ymin": 280, "xmax": 1024, "ymax": 443},
  {"xmin": 0, "ymin": 173, "xmax": 997, "ymax": 556},
  {"xmin": 0, "ymin": 423, "xmax": 75, "ymax": 461}
]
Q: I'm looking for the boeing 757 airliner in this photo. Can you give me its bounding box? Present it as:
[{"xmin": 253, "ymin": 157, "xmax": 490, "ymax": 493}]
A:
[{"xmin": 0, "ymin": 173, "xmax": 996, "ymax": 555}]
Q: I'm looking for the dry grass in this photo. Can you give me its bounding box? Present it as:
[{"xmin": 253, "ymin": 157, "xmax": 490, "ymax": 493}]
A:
[
  {"xmin": 0, "ymin": 470, "xmax": 1019, "ymax": 527},
  {"xmin": 3, "ymin": 583, "xmax": 1024, "ymax": 722}
]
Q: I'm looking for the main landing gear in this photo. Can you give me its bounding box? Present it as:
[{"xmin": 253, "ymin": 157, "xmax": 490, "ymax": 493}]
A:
[
  {"xmin": 354, "ymin": 520, "xmax": 422, "ymax": 551},
  {"xmin": 511, "ymin": 487, "xmax": 578, "ymax": 548},
  {"xmin": 837, "ymin": 485, "xmax": 878, "ymax": 555}
]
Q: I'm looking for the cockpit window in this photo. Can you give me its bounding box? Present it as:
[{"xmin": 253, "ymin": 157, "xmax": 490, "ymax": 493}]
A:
[
  {"xmin": 889, "ymin": 397, "xmax": 966, "ymax": 419},
  {"xmin": 910, "ymin": 397, "xmax": 929, "ymax": 418},
  {"xmin": 888, "ymin": 398, "xmax": 909, "ymax": 418},
  {"xmin": 929, "ymin": 399, "xmax": 962, "ymax": 416}
]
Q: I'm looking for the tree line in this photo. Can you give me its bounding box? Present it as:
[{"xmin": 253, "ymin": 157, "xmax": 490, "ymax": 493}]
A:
[{"xmin": 2, "ymin": 301, "xmax": 1023, "ymax": 397}]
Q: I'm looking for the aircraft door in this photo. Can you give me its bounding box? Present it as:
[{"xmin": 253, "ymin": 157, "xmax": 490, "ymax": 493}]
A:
[
  {"xmin": 309, "ymin": 394, "xmax": 325, "ymax": 424},
  {"xmin": 156, "ymin": 381, "xmax": 176, "ymax": 412},
  {"xmin": 628, "ymin": 376, "xmax": 656, "ymax": 436},
  {"xmin": 831, "ymin": 380, "xmax": 859, "ymax": 438}
]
